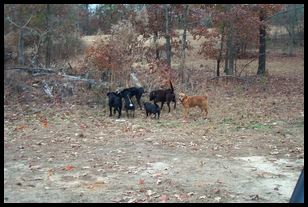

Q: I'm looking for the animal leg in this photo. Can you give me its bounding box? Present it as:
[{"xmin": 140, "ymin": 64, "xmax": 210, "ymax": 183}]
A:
[
  {"xmin": 204, "ymin": 105, "xmax": 208, "ymax": 119},
  {"xmin": 160, "ymin": 101, "xmax": 165, "ymax": 110},
  {"xmin": 117, "ymin": 108, "xmax": 121, "ymax": 118},
  {"xmin": 109, "ymin": 106, "xmax": 113, "ymax": 117},
  {"xmin": 184, "ymin": 108, "xmax": 189, "ymax": 120},
  {"xmin": 167, "ymin": 101, "xmax": 171, "ymax": 113},
  {"xmin": 137, "ymin": 96, "xmax": 142, "ymax": 110}
]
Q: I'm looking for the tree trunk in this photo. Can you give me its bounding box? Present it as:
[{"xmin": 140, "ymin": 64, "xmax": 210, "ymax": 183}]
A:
[
  {"xmin": 153, "ymin": 31, "xmax": 159, "ymax": 59},
  {"xmin": 110, "ymin": 64, "xmax": 115, "ymax": 91},
  {"xmin": 18, "ymin": 28, "xmax": 24, "ymax": 65},
  {"xmin": 228, "ymin": 48, "xmax": 235, "ymax": 75},
  {"xmin": 97, "ymin": 6, "xmax": 102, "ymax": 32},
  {"xmin": 75, "ymin": 5, "xmax": 80, "ymax": 54},
  {"xmin": 85, "ymin": 4, "xmax": 90, "ymax": 35},
  {"xmin": 224, "ymin": 45, "xmax": 229, "ymax": 75},
  {"xmin": 257, "ymin": 11, "xmax": 266, "ymax": 76},
  {"xmin": 154, "ymin": 8, "xmax": 160, "ymax": 60},
  {"xmin": 180, "ymin": 4, "xmax": 188, "ymax": 83},
  {"xmin": 164, "ymin": 4, "xmax": 172, "ymax": 67},
  {"xmin": 286, "ymin": 4, "xmax": 298, "ymax": 56},
  {"xmin": 217, "ymin": 25, "xmax": 225, "ymax": 77},
  {"xmin": 216, "ymin": 59, "xmax": 220, "ymax": 77},
  {"xmin": 224, "ymin": 27, "xmax": 235, "ymax": 75},
  {"xmin": 45, "ymin": 4, "xmax": 51, "ymax": 68},
  {"xmin": 109, "ymin": 4, "xmax": 113, "ymax": 31}
]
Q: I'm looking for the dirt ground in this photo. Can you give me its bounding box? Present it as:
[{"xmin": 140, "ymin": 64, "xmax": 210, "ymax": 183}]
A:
[{"xmin": 4, "ymin": 56, "xmax": 304, "ymax": 202}]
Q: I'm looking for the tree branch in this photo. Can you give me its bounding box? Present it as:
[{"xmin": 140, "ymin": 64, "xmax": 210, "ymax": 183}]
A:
[
  {"xmin": 22, "ymin": 15, "xmax": 33, "ymax": 28},
  {"xmin": 238, "ymin": 57, "xmax": 258, "ymax": 77},
  {"xmin": 6, "ymin": 15, "xmax": 33, "ymax": 29}
]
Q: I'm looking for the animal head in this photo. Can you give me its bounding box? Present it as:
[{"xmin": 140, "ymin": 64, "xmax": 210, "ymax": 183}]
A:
[
  {"xmin": 178, "ymin": 92, "xmax": 187, "ymax": 102},
  {"xmin": 149, "ymin": 91, "xmax": 156, "ymax": 101},
  {"xmin": 139, "ymin": 87, "xmax": 145, "ymax": 93},
  {"xmin": 107, "ymin": 92, "xmax": 116, "ymax": 97},
  {"xmin": 107, "ymin": 91, "xmax": 121, "ymax": 98}
]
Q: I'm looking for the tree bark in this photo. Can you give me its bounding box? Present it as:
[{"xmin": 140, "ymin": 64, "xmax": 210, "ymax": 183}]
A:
[
  {"xmin": 257, "ymin": 10, "xmax": 266, "ymax": 76},
  {"xmin": 109, "ymin": 4, "xmax": 113, "ymax": 31},
  {"xmin": 153, "ymin": 8, "xmax": 160, "ymax": 60},
  {"xmin": 164, "ymin": 4, "xmax": 172, "ymax": 67},
  {"xmin": 153, "ymin": 31, "xmax": 159, "ymax": 59},
  {"xmin": 224, "ymin": 27, "xmax": 235, "ymax": 75},
  {"xmin": 284, "ymin": 4, "xmax": 298, "ymax": 56},
  {"xmin": 180, "ymin": 4, "xmax": 188, "ymax": 83},
  {"xmin": 7, "ymin": 14, "xmax": 33, "ymax": 66},
  {"xmin": 85, "ymin": 4, "xmax": 90, "ymax": 35},
  {"xmin": 18, "ymin": 28, "xmax": 24, "ymax": 65},
  {"xmin": 45, "ymin": 4, "xmax": 51, "ymax": 68},
  {"xmin": 217, "ymin": 25, "xmax": 225, "ymax": 77}
]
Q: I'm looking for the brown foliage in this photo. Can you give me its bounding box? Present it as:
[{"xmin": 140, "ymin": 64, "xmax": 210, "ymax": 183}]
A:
[{"xmin": 85, "ymin": 20, "xmax": 144, "ymax": 88}]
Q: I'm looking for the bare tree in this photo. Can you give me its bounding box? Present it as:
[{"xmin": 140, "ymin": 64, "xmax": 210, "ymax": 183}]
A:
[
  {"xmin": 180, "ymin": 4, "xmax": 189, "ymax": 83},
  {"xmin": 7, "ymin": 15, "xmax": 33, "ymax": 65},
  {"xmin": 45, "ymin": 4, "xmax": 51, "ymax": 68},
  {"xmin": 164, "ymin": 4, "xmax": 172, "ymax": 67},
  {"xmin": 224, "ymin": 25, "xmax": 236, "ymax": 75},
  {"xmin": 284, "ymin": 4, "xmax": 301, "ymax": 56},
  {"xmin": 257, "ymin": 9, "xmax": 266, "ymax": 76},
  {"xmin": 223, "ymin": 4, "xmax": 237, "ymax": 76},
  {"xmin": 217, "ymin": 24, "xmax": 225, "ymax": 77}
]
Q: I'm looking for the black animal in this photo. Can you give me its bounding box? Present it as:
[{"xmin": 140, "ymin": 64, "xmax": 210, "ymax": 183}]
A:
[
  {"xmin": 107, "ymin": 92, "xmax": 122, "ymax": 118},
  {"xmin": 144, "ymin": 102, "xmax": 160, "ymax": 119},
  {"xmin": 119, "ymin": 87, "xmax": 145, "ymax": 110},
  {"xmin": 149, "ymin": 80, "xmax": 176, "ymax": 113},
  {"xmin": 122, "ymin": 92, "xmax": 135, "ymax": 118}
]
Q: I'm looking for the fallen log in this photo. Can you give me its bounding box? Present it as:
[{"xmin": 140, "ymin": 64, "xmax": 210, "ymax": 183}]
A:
[
  {"xmin": 7, "ymin": 67, "xmax": 56, "ymax": 74},
  {"xmin": 61, "ymin": 74, "xmax": 96, "ymax": 85}
]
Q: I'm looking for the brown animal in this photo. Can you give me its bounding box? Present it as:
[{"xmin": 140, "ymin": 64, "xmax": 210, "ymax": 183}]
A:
[{"xmin": 178, "ymin": 92, "xmax": 208, "ymax": 121}]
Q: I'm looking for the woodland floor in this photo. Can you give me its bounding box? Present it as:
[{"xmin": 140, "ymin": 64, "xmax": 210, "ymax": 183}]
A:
[{"xmin": 4, "ymin": 55, "xmax": 304, "ymax": 203}]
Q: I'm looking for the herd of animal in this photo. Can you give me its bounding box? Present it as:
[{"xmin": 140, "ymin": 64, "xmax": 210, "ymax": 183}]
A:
[{"xmin": 106, "ymin": 80, "xmax": 208, "ymax": 121}]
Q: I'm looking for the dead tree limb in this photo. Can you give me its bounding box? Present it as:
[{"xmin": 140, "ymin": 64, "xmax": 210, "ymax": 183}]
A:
[
  {"xmin": 68, "ymin": 63, "xmax": 74, "ymax": 71},
  {"xmin": 238, "ymin": 57, "xmax": 258, "ymax": 77},
  {"xmin": 130, "ymin": 72, "xmax": 142, "ymax": 87},
  {"xmin": 6, "ymin": 15, "xmax": 33, "ymax": 29},
  {"xmin": 7, "ymin": 67, "xmax": 56, "ymax": 74},
  {"xmin": 42, "ymin": 80, "xmax": 53, "ymax": 97},
  {"xmin": 61, "ymin": 74, "xmax": 96, "ymax": 85}
]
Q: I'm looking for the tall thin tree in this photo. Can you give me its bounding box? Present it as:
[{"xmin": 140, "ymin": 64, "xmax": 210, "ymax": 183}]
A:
[
  {"xmin": 180, "ymin": 4, "xmax": 189, "ymax": 83},
  {"xmin": 257, "ymin": 9, "xmax": 266, "ymax": 76},
  {"xmin": 45, "ymin": 4, "xmax": 51, "ymax": 68},
  {"xmin": 164, "ymin": 4, "xmax": 172, "ymax": 67}
]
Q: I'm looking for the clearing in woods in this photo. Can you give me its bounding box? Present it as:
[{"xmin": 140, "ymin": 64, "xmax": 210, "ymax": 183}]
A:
[{"xmin": 4, "ymin": 34, "xmax": 304, "ymax": 203}]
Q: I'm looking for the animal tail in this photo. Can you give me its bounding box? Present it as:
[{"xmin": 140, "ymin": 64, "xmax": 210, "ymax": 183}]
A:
[{"xmin": 169, "ymin": 79, "xmax": 174, "ymax": 93}]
